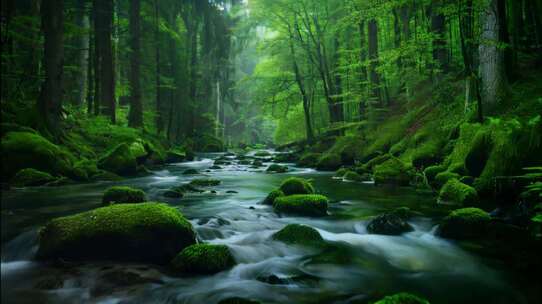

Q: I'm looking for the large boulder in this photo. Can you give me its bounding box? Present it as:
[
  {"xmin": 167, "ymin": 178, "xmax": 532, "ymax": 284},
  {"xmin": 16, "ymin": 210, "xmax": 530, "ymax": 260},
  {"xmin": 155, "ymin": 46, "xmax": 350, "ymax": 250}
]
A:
[
  {"xmin": 279, "ymin": 177, "xmax": 315, "ymax": 195},
  {"xmin": 438, "ymin": 179, "xmax": 479, "ymax": 205},
  {"xmin": 297, "ymin": 153, "xmax": 321, "ymax": 168},
  {"xmin": 316, "ymin": 153, "xmax": 342, "ymax": 171},
  {"xmin": 266, "ymin": 164, "xmax": 288, "ymax": 173},
  {"xmin": 373, "ymin": 157, "xmax": 413, "ymax": 186},
  {"xmin": 170, "ymin": 244, "xmax": 235, "ymax": 274},
  {"xmin": 98, "ymin": 143, "xmax": 138, "ymax": 176},
  {"xmin": 273, "ymin": 194, "xmax": 328, "ymax": 217},
  {"xmin": 37, "ymin": 203, "xmax": 196, "ymax": 264},
  {"xmin": 374, "ymin": 293, "xmax": 430, "ymax": 304},
  {"xmin": 366, "ymin": 213, "xmax": 413, "ymax": 235},
  {"xmin": 437, "ymin": 207, "xmax": 491, "ymax": 239},
  {"xmin": 11, "ymin": 168, "xmax": 57, "ymax": 187},
  {"xmin": 102, "ymin": 186, "xmax": 146, "ymax": 205},
  {"xmin": 262, "ymin": 189, "xmax": 284, "ymax": 205},
  {"xmin": 1, "ymin": 131, "xmax": 75, "ymax": 179},
  {"xmin": 272, "ymin": 224, "xmax": 323, "ymax": 246}
]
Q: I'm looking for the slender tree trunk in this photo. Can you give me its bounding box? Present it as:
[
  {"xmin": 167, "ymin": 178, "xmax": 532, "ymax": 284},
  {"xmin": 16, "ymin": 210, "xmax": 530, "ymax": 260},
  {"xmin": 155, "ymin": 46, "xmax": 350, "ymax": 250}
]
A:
[
  {"xmin": 92, "ymin": 2, "xmax": 100, "ymax": 116},
  {"xmin": 332, "ymin": 36, "xmax": 344, "ymax": 123},
  {"xmin": 358, "ymin": 19, "xmax": 368, "ymax": 119},
  {"xmin": 155, "ymin": 0, "xmax": 163, "ymax": 134},
  {"xmin": 38, "ymin": 0, "xmax": 64, "ymax": 134},
  {"xmin": 128, "ymin": 0, "xmax": 143, "ymax": 127},
  {"xmin": 74, "ymin": 0, "xmax": 89, "ymax": 107},
  {"xmin": 367, "ymin": 19, "xmax": 382, "ymax": 106},
  {"xmin": 87, "ymin": 20, "xmax": 94, "ymax": 115},
  {"xmin": 479, "ymin": 0, "xmax": 508, "ymax": 110},
  {"xmin": 94, "ymin": 0, "xmax": 115, "ymax": 123},
  {"xmin": 431, "ymin": 1, "xmax": 448, "ymax": 74},
  {"xmin": 188, "ymin": 10, "xmax": 199, "ymax": 137}
]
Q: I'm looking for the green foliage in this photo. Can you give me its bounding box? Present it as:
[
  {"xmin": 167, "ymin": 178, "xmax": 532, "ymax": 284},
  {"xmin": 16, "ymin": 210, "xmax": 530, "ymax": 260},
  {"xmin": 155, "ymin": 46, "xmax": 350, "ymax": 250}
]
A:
[
  {"xmin": 273, "ymin": 194, "xmax": 329, "ymax": 217},
  {"xmin": 37, "ymin": 203, "xmax": 196, "ymax": 263},
  {"xmin": 189, "ymin": 178, "xmax": 221, "ymax": 187},
  {"xmin": 97, "ymin": 143, "xmax": 138, "ymax": 176},
  {"xmin": 102, "ymin": 186, "xmax": 146, "ymax": 206},
  {"xmin": 11, "ymin": 168, "xmax": 56, "ymax": 187},
  {"xmin": 279, "ymin": 177, "xmax": 315, "ymax": 195},
  {"xmin": 373, "ymin": 157, "xmax": 413, "ymax": 186},
  {"xmin": 316, "ymin": 153, "xmax": 342, "ymax": 171},
  {"xmin": 272, "ymin": 224, "xmax": 323, "ymax": 246},
  {"xmin": 262, "ymin": 189, "xmax": 285, "ymax": 205},
  {"xmin": 343, "ymin": 171, "xmax": 366, "ymax": 182},
  {"xmin": 374, "ymin": 293, "xmax": 430, "ymax": 304},
  {"xmin": 171, "ymin": 244, "xmax": 236, "ymax": 274},
  {"xmin": 437, "ymin": 208, "xmax": 491, "ymax": 239}
]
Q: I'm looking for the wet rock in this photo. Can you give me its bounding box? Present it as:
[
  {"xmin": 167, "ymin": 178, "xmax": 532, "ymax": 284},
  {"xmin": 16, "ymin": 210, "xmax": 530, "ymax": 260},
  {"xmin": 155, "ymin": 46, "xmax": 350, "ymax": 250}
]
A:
[
  {"xmin": 189, "ymin": 178, "xmax": 221, "ymax": 187},
  {"xmin": 37, "ymin": 203, "xmax": 196, "ymax": 264},
  {"xmin": 316, "ymin": 153, "xmax": 342, "ymax": 171},
  {"xmin": 182, "ymin": 168, "xmax": 199, "ymax": 175},
  {"xmin": 238, "ymin": 159, "xmax": 252, "ymax": 165},
  {"xmin": 262, "ymin": 189, "xmax": 284, "ymax": 205},
  {"xmin": 92, "ymin": 269, "xmax": 163, "ymax": 297},
  {"xmin": 163, "ymin": 189, "xmax": 184, "ymax": 198},
  {"xmin": 273, "ymin": 194, "xmax": 328, "ymax": 217},
  {"xmin": 373, "ymin": 157, "xmax": 414, "ymax": 186},
  {"xmin": 279, "ymin": 177, "xmax": 315, "ymax": 195},
  {"xmin": 254, "ymin": 150, "xmax": 271, "ymax": 157},
  {"xmin": 171, "ymin": 244, "xmax": 236, "ymax": 274},
  {"xmin": 11, "ymin": 168, "xmax": 57, "ymax": 187},
  {"xmin": 214, "ymin": 159, "xmax": 231, "ymax": 165},
  {"xmin": 35, "ymin": 276, "xmax": 65, "ymax": 290},
  {"xmin": 272, "ymin": 224, "xmax": 323, "ymax": 245},
  {"xmin": 438, "ymin": 178, "xmax": 479, "ymax": 205},
  {"xmin": 102, "ymin": 186, "xmax": 146, "ymax": 205},
  {"xmin": 226, "ymin": 190, "xmax": 238, "ymax": 194},
  {"xmin": 98, "ymin": 143, "xmax": 139, "ymax": 176},
  {"xmin": 374, "ymin": 293, "xmax": 429, "ymax": 304},
  {"xmin": 266, "ymin": 164, "xmax": 288, "ymax": 173},
  {"xmin": 437, "ymin": 207, "xmax": 491, "ymax": 239},
  {"xmin": 256, "ymin": 274, "xmax": 288, "ymax": 285},
  {"xmin": 218, "ymin": 297, "xmax": 261, "ymax": 304},
  {"xmin": 252, "ymin": 160, "xmax": 263, "ymax": 167},
  {"xmin": 366, "ymin": 213, "xmax": 413, "ymax": 235}
]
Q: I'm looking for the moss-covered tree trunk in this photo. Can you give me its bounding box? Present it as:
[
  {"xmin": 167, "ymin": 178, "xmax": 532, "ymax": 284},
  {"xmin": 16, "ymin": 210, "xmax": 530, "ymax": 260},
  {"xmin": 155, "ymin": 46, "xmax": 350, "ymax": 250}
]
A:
[
  {"xmin": 38, "ymin": 0, "xmax": 64, "ymax": 134},
  {"xmin": 128, "ymin": 0, "xmax": 143, "ymax": 128}
]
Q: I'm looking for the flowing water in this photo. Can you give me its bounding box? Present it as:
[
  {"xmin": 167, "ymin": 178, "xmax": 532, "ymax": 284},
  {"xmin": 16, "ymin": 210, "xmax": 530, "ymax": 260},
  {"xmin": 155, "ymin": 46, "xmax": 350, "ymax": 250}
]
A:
[{"xmin": 0, "ymin": 152, "xmax": 527, "ymax": 304}]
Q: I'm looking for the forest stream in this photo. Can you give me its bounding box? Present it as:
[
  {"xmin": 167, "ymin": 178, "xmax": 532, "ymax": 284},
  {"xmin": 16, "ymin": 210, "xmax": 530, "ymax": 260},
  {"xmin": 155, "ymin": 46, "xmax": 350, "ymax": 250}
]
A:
[{"xmin": 0, "ymin": 151, "xmax": 527, "ymax": 304}]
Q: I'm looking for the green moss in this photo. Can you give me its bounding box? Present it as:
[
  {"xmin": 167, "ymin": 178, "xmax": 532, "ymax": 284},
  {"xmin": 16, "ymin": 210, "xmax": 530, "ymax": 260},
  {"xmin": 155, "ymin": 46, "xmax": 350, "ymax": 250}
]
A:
[
  {"xmin": 464, "ymin": 130, "xmax": 493, "ymax": 177},
  {"xmin": 373, "ymin": 157, "xmax": 413, "ymax": 186},
  {"xmin": 335, "ymin": 168, "xmax": 348, "ymax": 177},
  {"xmin": 437, "ymin": 207, "xmax": 491, "ymax": 239},
  {"xmin": 316, "ymin": 153, "xmax": 342, "ymax": 170},
  {"xmin": 297, "ymin": 152, "xmax": 321, "ymax": 167},
  {"xmin": 1, "ymin": 131, "xmax": 75, "ymax": 178},
  {"xmin": 102, "ymin": 186, "xmax": 146, "ymax": 205},
  {"xmin": 165, "ymin": 149, "xmax": 187, "ymax": 163},
  {"xmin": 411, "ymin": 140, "xmax": 444, "ymax": 169},
  {"xmin": 11, "ymin": 168, "xmax": 56, "ymax": 187},
  {"xmin": 272, "ymin": 224, "xmax": 323, "ymax": 246},
  {"xmin": 273, "ymin": 194, "xmax": 328, "ymax": 216},
  {"xmin": 366, "ymin": 213, "xmax": 413, "ymax": 235},
  {"xmin": 218, "ymin": 298, "xmax": 260, "ymax": 304},
  {"xmin": 97, "ymin": 143, "xmax": 138, "ymax": 176},
  {"xmin": 73, "ymin": 159, "xmax": 99, "ymax": 181},
  {"xmin": 279, "ymin": 177, "xmax": 315, "ymax": 195},
  {"xmin": 266, "ymin": 164, "xmax": 288, "ymax": 173},
  {"xmin": 438, "ymin": 179, "xmax": 479, "ymax": 205},
  {"xmin": 343, "ymin": 170, "xmax": 366, "ymax": 182},
  {"xmin": 37, "ymin": 203, "xmax": 196, "ymax": 263},
  {"xmin": 262, "ymin": 189, "xmax": 284, "ymax": 205},
  {"xmin": 364, "ymin": 153, "xmax": 391, "ymax": 170},
  {"xmin": 189, "ymin": 178, "xmax": 221, "ymax": 187},
  {"xmin": 171, "ymin": 244, "xmax": 235, "ymax": 274},
  {"xmin": 182, "ymin": 169, "xmax": 199, "ymax": 175},
  {"xmin": 254, "ymin": 150, "xmax": 271, "ymax": 157},
  {"xmin": 129, "ymin": 141, "xmax": 147, "ymax": 160},
  {"xmin": 434, "ymin": 171, "xmax": 460, "ymax": 189},
  {"xmin": 374, "ymin": 292, "xmax": 430, "ymax": 304},
  {"xmin": 423, "ymin": 165, "xmax": 446, "ymax": 182},
  {"xmin": 448, "ymin": 162, "xmax": 468, "ymax": 175}
]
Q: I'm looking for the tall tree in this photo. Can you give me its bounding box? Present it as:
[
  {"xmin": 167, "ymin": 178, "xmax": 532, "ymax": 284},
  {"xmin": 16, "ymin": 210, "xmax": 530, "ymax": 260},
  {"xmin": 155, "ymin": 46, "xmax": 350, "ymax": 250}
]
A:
[
  {"xmin": 74, "ymin": 0, "xmax": 89, "ymax": 107},
  {"xmin": 128, "ymin": 0, "xmax": 143, "ymax": 127},
  {"xmin": 93, "ymin": 0, "xmax": 115, "ymax": 123},
  {"xmin": 367, "ymin": 18, "xmax": 382, "ymax": 105},
  {"xmin": 38, "ymin": 0, "xmax": 64, "ymax": 134},
  {"xmin": 155, "ymin": 0, "xmax": 163, "ymax": 134}
]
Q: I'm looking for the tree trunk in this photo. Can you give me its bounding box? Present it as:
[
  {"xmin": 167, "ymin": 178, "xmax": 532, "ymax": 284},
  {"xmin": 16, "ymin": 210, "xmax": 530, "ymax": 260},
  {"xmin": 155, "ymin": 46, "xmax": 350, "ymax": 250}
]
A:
[
  {"xmin": 479, "ymin": 0, "xmax": 508, "ymax": 110},
  {"xmin": 94, "ymin": 0, "xmax": 115, "ymax": 123},
  {"xmin": 87, "ymin": 18, "xmax": 94, "ymax": 115},
  {"xmin": 74, "ymin": 0, "xmax": 89, "ymax": 107},
  {"xmin": 128, "ymin": 0, "xmax": 143, "ymax": 127},
  {"xmin": 92, "ymin": 1, "xmax": 100, "ymax": 116},
  {"xmin": 358, "ymin": 19, "xmax": 367, "ymax": 119},
  {"xmin": 431, "ymin": 1, "xmax": 448, "ymax": 74},
  {"xmin": 155, "ymin": 0, "xmax": 163, "ymax": 134},
  {"xmin": 38, "ymin": 0, "xmax": 64, "ymax": 134},
  {"xmin": 367, "ymin": 19, "xmax": 381, "ymax": 106}
]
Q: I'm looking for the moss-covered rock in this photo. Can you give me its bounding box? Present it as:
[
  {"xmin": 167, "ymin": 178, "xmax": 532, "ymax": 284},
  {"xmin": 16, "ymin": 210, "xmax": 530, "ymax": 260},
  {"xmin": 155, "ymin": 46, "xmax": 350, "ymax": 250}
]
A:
[
  {"xmin": 254, "ymin": 150, "xmax": 271, "ymax": 157},
  {"xmin": 297, "ymin": 152, "xmax": 321, "ymax": 167},
  {"xmin": 273, "ymin": 152, "xmax": 298, "ymax": 163},
  {"xmin": 165, "ymin": 149, "xmax": 187, "ymax": 163},
  {"xmin": 266, "ymin": 164, "xmax": 288, "ymax": 173},
  {"xmin": 434, "ymin": 171, "xmax": 460, "ymax": 189},
  {"xmin": 37, "ymin": 203, "xmax": 196, "ymax": 263},
  {"xmin": 423, "ymin": 165, "xmax": 446, "ymax": 182},
  {"xmin": 129, "ymin": 141, "xmax": 148, "ymax": 164},
  {"xmin": 373, "ymin": 157, "xmax": 413, "ymax": 186},
  {"xmin": 171, "ymin": 244, "xmax": 235, "ymax": 274},
  {"xmin": 272, "ymin": 224, "xmax": 323, "ymax": 246},
  {"xmin": 1, "ymin": 131, "xmax": 75, "ymax": 178},
  {"xmin": 252, "ymin": 160, "xmax": 263, "ymax": 167},
  {"xmin": 334, "ymin": 168, "xmax": 348, "ymax": 177},
  {"xmin": 438, "ymin": 179, "xmax": 479, "ymax": 205},
  {"xmin": 364, "ymin": 153, "xmax": 391, "ymax": 170},
  {"xmin": 218, "ymin": 298, "xmax": 261, "ymax": 304},
  {"xmin": 343, "ymin": 170, "xmax": 369, "ymax": 182},
  {"xmin": 411, "ymin": 140, "xmax": 444, "ymax": 169},
  {"xmin": 374, "ymin": 292, "xmax": 430, "ymax": 304},
  {"xmin": 11, "ymin": 168, "xmax": 57, "ymax": 187},
  {"xmin": 390, "ymin": 207, "xmax": 418, "ymax": 219},
  {"xmin": 98, "ymin": 143, "xmax": 138, "ymax": 176},
  {"xmin": 367, "ymin": 213, "xmax": 413, "ymax": 235},
  {"xmin": 182, "ymin": 168, "xmax": 199, "ymax": 175},
  {"xmin": 273, "ymin": 194, "xmax": 328, "ymax": 216},
  {"xmin": 189, "ymin": 178, "xmax": 221, "ymax": 187},
  {"xmin": 316, "ymin": 153, "xmax": 342, "ymax": 171},
  {"xmin": 73, "ymin": 159, "xmax": 100, "ymax": 181},
  {"xmin": 279, "ymin": 177, "xmax": 315, "ymax": 195},
  {"xmin": 102, "ymin": 186, "xmax": 146, "ymax": 205},
  {"xmin": 437, "ymin": 207, "xmax": 491, "ymax": 239},
  {"xmin": 262, "ymin": 189, "xmax": 284, "ymax": 205},
  {"xmin": 163, "ymin": 189, "xmax": 185, "ymax": 198}
]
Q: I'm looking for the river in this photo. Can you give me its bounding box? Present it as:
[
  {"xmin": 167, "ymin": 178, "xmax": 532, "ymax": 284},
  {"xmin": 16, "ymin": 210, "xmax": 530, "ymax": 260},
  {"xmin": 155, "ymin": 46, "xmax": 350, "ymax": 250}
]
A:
[{"xmin": 0, "ymin": 151, "xmax": 526, "ymax": 303}]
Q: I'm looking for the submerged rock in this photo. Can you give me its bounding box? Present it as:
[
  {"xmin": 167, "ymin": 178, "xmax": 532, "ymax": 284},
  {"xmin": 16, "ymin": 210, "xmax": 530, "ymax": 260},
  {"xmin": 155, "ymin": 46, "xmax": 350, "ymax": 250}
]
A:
[
  {"xmin": 438, "ymin": 179, "xmax": 479, "ymax": 205},
  {"xmin": 437, "ymin": 207, "xmax": 491, "ymax": 239},
  {"xmin": 273, "ymin": 194, "xmax": 328, "ymax": 216},
  {"xmin": 37, "ymin": 203, "xmax": 196, "ymax": 264},
  {"xmin": 182, "ymin": 168, "xmax": 199, "ymax": 175},
  {"xmin": 218, "ymin": 298, "xmax": 261, "ymax": 304},
  {"xmin": 171, "ymin": 244, "xmax": 236, "ymax": 274},
  {"xmin": 374, "ymin": 292, "xmax": 430, "ymax": 304},
  {"xmin": 102, "ymin": 186, "xmax": 146, "ymax": 205},
  {"xmin": 272, "ymin": 224, "xmax": 323, "ymax": 246},
  {"xmin": 279, "ymin": 177, "xmax": 315, "ymax": 195},
  {"xmin": 189, "ymin": 178, "xmax": 221, "ymax": 187},
  {"xmin": 11, "ymin": 168, "xmax": 57, "ymax": 187},
  {"xmin": 266, "ymin": 164, "xmax": 288, "ymax": 173},
  {"xmin": 366, "ymin": 213, "xmax": 413, "ymax": 235},
  {"xmin": 254, "ymin": 150, "xmax": 271, "ymax": 157}
]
